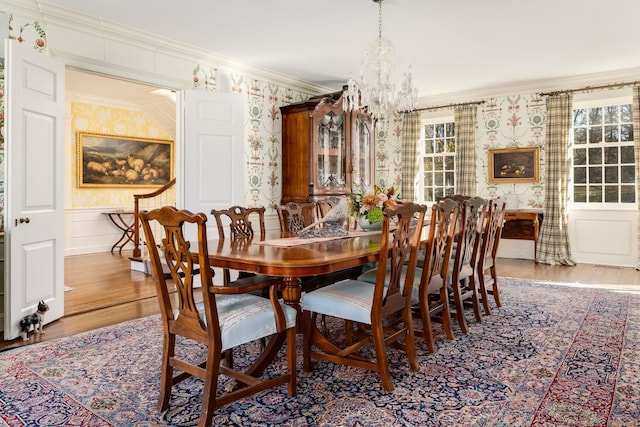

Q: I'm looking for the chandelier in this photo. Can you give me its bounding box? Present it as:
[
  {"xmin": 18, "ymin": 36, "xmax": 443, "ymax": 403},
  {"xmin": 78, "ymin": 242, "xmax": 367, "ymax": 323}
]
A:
[{"xmin": 344, "ymin": 0, "xmax": 418, "ymax": 122}]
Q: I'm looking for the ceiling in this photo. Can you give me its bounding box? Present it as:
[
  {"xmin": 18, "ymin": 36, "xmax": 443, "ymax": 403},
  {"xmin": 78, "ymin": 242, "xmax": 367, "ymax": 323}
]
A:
[{"xmin": 43, "ymin": 0, "xmax": 640, "ymax": 103}]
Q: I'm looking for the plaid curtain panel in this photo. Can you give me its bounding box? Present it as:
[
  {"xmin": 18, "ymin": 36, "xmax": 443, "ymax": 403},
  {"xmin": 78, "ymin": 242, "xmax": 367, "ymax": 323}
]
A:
[
  {"xmin": 454, "ymin": 105, "xmax": 478, "ymax": 195},
  {"xmin": 537, "ymin": 94, "xmax": 575, "ymax": 265},
  {"xmin": 633, "ymin": 86, "xmax": 640, "ymax": 269},
  {"xmin": 401, "ymin": 112, "xmax": 420, "ymax": 202}
]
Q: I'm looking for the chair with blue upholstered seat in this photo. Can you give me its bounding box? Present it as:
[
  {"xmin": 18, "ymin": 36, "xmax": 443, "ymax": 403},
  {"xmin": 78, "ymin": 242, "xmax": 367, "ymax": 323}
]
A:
[
  {"xmin": 140, "ymin": 206, "xmax": 297, "ymax": 427},
  {"xmin": 302, "ymin": 202, "xmax": 427, "ymax": 392}
]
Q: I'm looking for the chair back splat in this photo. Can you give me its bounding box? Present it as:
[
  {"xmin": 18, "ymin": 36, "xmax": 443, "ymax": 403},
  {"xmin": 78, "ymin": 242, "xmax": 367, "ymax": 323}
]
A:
[
  {"xmin": 140, "ymin": 206, "xmax": 297, "ymax": 427},
  {"xmin": 414, "ymin": 199, "xmax": 459, "ymax": 353},
  {"xmin": 302, "ymin": 202, "xmax": 427, "ymax": 392}
]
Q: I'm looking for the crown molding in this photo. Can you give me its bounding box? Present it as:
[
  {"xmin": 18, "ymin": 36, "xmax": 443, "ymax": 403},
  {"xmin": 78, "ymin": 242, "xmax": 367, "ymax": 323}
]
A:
[{"xmin": 1, "ymin": 0, "xmax": 329, "ymax": 95}]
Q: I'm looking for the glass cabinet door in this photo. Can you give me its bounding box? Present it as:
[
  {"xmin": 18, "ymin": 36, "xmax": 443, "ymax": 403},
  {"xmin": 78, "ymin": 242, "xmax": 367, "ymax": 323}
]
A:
[
  {"xmin": 313, "ymin": 99, "xmax": 348, "ymax": 195},
  {"xmin": 352, "ymin": 110, "xmax": 374, "ymax": 190}
]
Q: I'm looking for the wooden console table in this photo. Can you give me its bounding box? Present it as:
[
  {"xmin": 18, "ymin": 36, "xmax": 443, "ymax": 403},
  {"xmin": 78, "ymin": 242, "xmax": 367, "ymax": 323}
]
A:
[
  {"xmin": 501, "ymin": 209, "xmax": 543, "ymax": 263},
  {"xmin": 103, "ymin": 210, "xmax": 135, "ymax": 254}
]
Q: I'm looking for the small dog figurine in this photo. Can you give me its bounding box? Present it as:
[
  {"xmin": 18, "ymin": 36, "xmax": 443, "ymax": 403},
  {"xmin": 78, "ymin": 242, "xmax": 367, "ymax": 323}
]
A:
[{"xmin": 20, "ymin": 300, "xmax": 49, "ymax": 341}]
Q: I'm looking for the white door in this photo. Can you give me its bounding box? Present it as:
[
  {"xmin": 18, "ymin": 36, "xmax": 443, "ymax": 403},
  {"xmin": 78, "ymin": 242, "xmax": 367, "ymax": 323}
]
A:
[
  {"xmin": 4, "ymin": 41, "xmax": 65, "ymax": 339},
  {"xmin": 182, "ymin": 90, "xmax": 245, "ymax": 239}
]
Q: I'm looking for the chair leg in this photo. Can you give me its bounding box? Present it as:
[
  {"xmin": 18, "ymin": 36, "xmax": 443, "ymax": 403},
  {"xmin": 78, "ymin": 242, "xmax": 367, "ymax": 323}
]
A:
[
  {"xmin": 402, "ymin": 306, "xmax": 419, "ymax": 371},
  {"xmin": 451, "ymin": 278, "xmax": 469, "ymax": 334},
  {"xmin": 286, "ymin": 326, "xmax": 297, "ymax": 397},
  {"xmin": 470, "ymin": 276, "xmax": 483, "ymax": 323},
  {"xmin": 419, "ymin": 294, "xmax": 436, "ymax": 354},
  {"xmin": 477, "ymin": 267, "xmax": 492, "ymax": 315},
  {"xmin": 157, "ymin": 334, "xmax": 175, "ymax": 412},
  {"xmin": 371, "ymin": 321, "xmax": 393, "ymax": 392},
  {"xmin": 198, "ymin": 346, "xmax": 222, "ymax": 427},
  {"xmin": 490, "ymin": 264, "xmax": 502, "ymax": 307},
  {"xmin": 440, "ymin": 286, "xmax": 455, "ymax": 340}
]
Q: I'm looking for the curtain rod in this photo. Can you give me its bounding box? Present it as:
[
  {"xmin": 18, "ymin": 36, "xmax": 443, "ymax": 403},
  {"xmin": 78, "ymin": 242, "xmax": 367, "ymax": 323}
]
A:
[
  {"xmin": 413, "ymin": 99, "xmax": 485, "ymax": 112},
  {"xmin": 539, "ymin": 80, "xmax": 640, "ymax": 97}
]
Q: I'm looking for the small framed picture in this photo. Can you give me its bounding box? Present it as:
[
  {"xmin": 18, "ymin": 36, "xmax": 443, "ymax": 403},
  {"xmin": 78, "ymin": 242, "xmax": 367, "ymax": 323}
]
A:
[{"xmin": 488, "ymin": 146, "xmax": 540, "ymax": 184}]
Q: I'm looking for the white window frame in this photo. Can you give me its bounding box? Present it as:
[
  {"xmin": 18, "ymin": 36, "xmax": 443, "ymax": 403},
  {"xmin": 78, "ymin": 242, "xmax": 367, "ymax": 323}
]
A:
[
  {"xmin": 570, "ymin": 88, "xmax": 635, "ymax": 211},
  {"xmin": 417, "ymin": 110, "xmax": 455, "ymax": 204}
]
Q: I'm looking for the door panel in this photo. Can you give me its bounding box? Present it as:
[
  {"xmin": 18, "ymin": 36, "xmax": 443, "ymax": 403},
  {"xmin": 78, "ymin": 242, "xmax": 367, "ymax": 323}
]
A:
[
  {"xmin": 183, "ymin": 90, "xmax": 245, "ymax": 240},
  {"xmin": 4, "ymin": 40, "xmax": 65, "ymax": 339}
]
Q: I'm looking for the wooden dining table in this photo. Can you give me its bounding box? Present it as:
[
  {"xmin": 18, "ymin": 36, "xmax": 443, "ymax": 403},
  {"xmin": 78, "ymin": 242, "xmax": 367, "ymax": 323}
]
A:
[{"xmin": 206, "ymin": 230, "xmax": 384, "ymax": 313}]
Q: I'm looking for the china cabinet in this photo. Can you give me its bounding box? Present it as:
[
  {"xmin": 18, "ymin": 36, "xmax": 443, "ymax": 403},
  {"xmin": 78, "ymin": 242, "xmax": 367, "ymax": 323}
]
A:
[{"xmin": 280, "ymin": 91, "xmax": 374, "ymax": 204}]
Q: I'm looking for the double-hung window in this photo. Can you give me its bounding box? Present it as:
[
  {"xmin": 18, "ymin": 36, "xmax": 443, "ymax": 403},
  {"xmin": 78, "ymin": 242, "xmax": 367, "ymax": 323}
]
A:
[
  {"xmin": 420, "ymin": 115, "xmax": 456, "ymax": 203},
  {"xmin": 572, "ymin": 100, "xmax": 635, "ymax": 204}
]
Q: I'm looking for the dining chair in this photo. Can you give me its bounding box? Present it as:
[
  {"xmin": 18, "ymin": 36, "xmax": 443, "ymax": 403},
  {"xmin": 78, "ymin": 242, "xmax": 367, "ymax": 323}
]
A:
[
  {"xmin": 477, "ymin": 197, "xmax": 507, "ymax": 314},
  {"xmin": 302, "ymin": 202, "xmax": 427, "ymax": 392},
  {"xmin": 210, "ymin": 206, "xmax": 274, "ymax": 286},
  {"xmin": 274, "ymin": 201, "xmax": 317, "ymax": 233},
  {"xmin": 140, "ymin": 206, "xmax": 297, "ymax": 427},
  {"xmin": 447, "ymin": 196, "xmax": 488, "ymax": 334},
  {"xmin": 413, "ymin": 198, "xmax": 459, "ymax": 353}
]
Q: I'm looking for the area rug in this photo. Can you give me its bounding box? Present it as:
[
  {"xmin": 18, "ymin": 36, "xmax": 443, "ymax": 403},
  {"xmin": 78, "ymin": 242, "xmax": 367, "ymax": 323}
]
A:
[{"xmin": 1, "ymin": 278, "xmax": 639, "ymax": 426}]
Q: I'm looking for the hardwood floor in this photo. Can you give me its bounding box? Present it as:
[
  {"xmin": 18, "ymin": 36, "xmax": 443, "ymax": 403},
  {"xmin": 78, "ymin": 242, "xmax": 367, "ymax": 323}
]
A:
[{"xmin": 1, "ymin": 252, "xmax": 639, "ymax": 352}]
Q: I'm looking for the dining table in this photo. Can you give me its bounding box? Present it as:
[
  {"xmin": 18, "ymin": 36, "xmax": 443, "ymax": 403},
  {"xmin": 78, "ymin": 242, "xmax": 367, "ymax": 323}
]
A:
[{"xmin": 206, "ymin": 230, "xmax": 385, "ymax": 314}]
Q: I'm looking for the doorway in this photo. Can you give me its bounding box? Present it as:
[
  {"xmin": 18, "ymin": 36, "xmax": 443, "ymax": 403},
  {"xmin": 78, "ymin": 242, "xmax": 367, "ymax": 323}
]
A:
[{"xmin": 64, "ymin": 69, "xmax": 176, "ymax": 314}]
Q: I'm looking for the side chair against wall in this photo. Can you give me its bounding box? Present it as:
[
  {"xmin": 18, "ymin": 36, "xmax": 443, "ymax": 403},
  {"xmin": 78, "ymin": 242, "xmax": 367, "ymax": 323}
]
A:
[
  {"xmin": 413, "ymin": 199, "xmax": 459, "ymax": 353},
  {"xmin": 476, "ymin": 197, "xmax": 507, "ymax": 314},
  {"xmin": 140, "ymin": 206, "xmax": 297, "ymax": 427},
  {"xmin": 447, "ymin": 196, "xmax": 488, "ymax": 334},
  {"xmin": 302, "ymin": 202, "xmax": 427, "ymax": 392},
  {"xmin": 274, "ymin": 201, "xmax": 317, "ymax": 233}
]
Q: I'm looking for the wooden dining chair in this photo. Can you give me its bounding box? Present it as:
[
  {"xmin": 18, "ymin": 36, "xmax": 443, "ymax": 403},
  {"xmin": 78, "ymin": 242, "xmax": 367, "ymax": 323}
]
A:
[
  {"xmin": 477, "ymin": 197, "xmax": 507, "ymax": 314},
  {"xmin": 302, "ymin": 202, "xmax": 427, "ymax": 392},
  {"xmin": 140, "ymin": 206, "xmax": 297, "ymax": 427},
  {"xmin": 447, "ymin": 196, "xmax": 488, "ymax": 334},
  {"xmin": 274, "ymin": 201, "xmax": 317, "ymax": 233},
  {"xmin": 210, "ymin": 206, "xmax": 273, "ymax": 286},
  {"xmin": 413, "ymin": 198, "xmax": 459, "ymax": 353}
]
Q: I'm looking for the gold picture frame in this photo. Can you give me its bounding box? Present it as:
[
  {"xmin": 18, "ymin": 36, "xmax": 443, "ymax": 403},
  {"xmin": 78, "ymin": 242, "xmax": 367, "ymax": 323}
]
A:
[
  {"xmin": 77, "ymin": 132, "xmax": 174, "ymax": 188},
  {"xmin": 488, "ymin": 146, "xmax": 540, "ymax": 184}
]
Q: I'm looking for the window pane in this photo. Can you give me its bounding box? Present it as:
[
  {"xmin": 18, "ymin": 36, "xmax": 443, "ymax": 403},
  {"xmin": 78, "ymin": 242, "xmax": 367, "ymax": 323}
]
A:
[
  {"xmin": 604, "ymin": 125, "xmax": 618, "ymax": 142},
  {"xmin": 621, "ymin": 185, "xmax": 636, "ymax": 203},
  {"xmin": 604, "ymin": 105, "xmax": 618, "ymax": 124},
  {"xmin": 574, "ymin": 185, "xmax": 587, "ymax": 202},
  {"xmin": 433, "ymin": 188, "xmax": 444, "ymax": 200},
  {"xmin": 574, "ymin": 148, "xmax": 586, "ymax": 165},
  {"xmin": 424, "ymin": 188, "xmax": 434, "ymax": 202},
  {"xmin": 444, "ymin": 156, "xmax": 455, "ymax": 170},
  {"xmin": 424, "ymin": 172, "xmax": 433, "ymax": 186},
  {"xmin": 574, "ymin": 109, "xmax": 587, "ymax": 126},
  {"xmin": 588, "ymin": 147, "xmax": 602, "ymax": 164},
  {"xmin": 574, "ymin": 127, "xmax": 587, "ymax": 144},
  {"xmin": 434, "ymin": 172, "xmax": 443, "ymax": 186},
  {"xmin": 424, "ymin": 124, "xmax": 434, "ymax": 138},
  {"xmin": 620, "ymin": 165, "xmax": 635, "ymax": 183},
  {"xmin": 424, "ymin": 139, "xmax": 434, "ymax": 154},
  {"xmin": 604, "ymin": 147, "xmax": 618, "ymax": 164},
  {"xmin": 604, "ymin": 186, "xmax": 619, "ymax": 203},
  {"xmin": 604, "ymin": 166, "xmax": 618, "ymax": 183},
  {"xmin": 445, "ymin": 123, "xmax": 455, "ymax": 137},
  {"xmin": 574, "ymin": 167, "xmax": 586, "ymax": 184},
  {"xmin": 589, "ymin": 127, "xmax": 602, "ymax": 143},
  {"xmin": 589, "ymin": 107, "xmax": 602, "ymax": 125},
  {"xmin": 434, "ymin": 157, "xmax": 443, "ymax": 170},
  {"xmin": 620, "ymin": 146, "xmax": 635, "ymax": 163},
  {"xmin": 424, "ymin": 158, "xmax": 433, "ymax": 171},
  {"xmin": 445, "ymin": 172, "xmax": 455, "ymax": 187},
  {"xmin": 435, "ymin": 124, "xmax": 445, "ymax": 138},
  {"xmin": 435, "ymin": 139, "xmax": 445, "ymax": 153},
  {"xmin": 588, "ymin": 185, "xmax": 602, "ymax": 202},
  {"xmin": 445, "ymin": 139, "xmax": 455, "ymax": 152},
  {"xmin": 620, "ymin": 104, "xmax": 632, "ymax": 122},
  {"xmin": 621, "ymin": 124, "xmax": 633, "ymax": 142},
  {"xmin": 588, "ymin": 166, "xmax": 602, "ymax": 183}
]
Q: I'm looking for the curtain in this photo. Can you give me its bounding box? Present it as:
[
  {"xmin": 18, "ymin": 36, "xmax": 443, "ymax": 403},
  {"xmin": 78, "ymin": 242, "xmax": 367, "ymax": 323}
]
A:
[
  {"xmin": 454, "ymin": 105, "xmax": 478, "ymax": 195},
  {"xmin": 633, "ymin": 86, "xmax": 640, "ymax": 269},
  {"xmin": 537, "ymin": 93, "xmax": 575, "ymax": 265},
  {"xmin": 401, "ymin": 111, "xmax": 420, "ymax": 202}
]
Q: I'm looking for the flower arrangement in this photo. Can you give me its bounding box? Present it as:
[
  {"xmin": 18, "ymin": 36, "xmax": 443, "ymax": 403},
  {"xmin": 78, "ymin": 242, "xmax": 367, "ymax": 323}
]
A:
[{"xmin": 348, "ymin": 184, "xmax": 399, "ymax": 223}]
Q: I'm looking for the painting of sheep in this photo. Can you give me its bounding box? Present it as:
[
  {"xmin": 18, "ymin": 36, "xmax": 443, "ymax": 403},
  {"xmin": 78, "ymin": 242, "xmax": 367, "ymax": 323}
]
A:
[{"xmin": 77, "ymin": 132, "xmax": 173, "ymax": 187}]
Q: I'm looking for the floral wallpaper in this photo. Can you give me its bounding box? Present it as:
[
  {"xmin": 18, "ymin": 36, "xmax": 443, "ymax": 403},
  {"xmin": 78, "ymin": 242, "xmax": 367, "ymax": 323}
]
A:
[{"xmin": 476, "ymin": 94, "xmax": 546, "ymax": 208}]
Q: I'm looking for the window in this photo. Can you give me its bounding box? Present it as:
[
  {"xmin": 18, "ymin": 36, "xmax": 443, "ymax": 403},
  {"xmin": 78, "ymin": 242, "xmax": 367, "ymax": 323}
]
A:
[
  {"xmin": 572, "ymin": 103, "xmax": 634, "ymax": 204},
  {"xmin": 420, "ymin": 121, "xmax": 456, "ymax": 202}
]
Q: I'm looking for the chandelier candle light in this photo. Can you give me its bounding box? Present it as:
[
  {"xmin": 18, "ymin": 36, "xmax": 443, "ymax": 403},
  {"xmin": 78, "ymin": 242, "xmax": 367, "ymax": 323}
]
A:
[{"xmin": 344, "ymin": 0, "xmax": 418, "ymax": 122}]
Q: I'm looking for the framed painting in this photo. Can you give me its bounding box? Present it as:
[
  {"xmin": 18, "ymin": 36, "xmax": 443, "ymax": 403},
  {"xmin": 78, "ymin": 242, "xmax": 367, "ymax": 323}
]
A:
[
  {"xmin": 488, "ymin": 146, "xmax": 540, "ymax": 184},
  {"xmin": 77, "ymin": 132, "xmax": 174, "ymax": 188}
]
